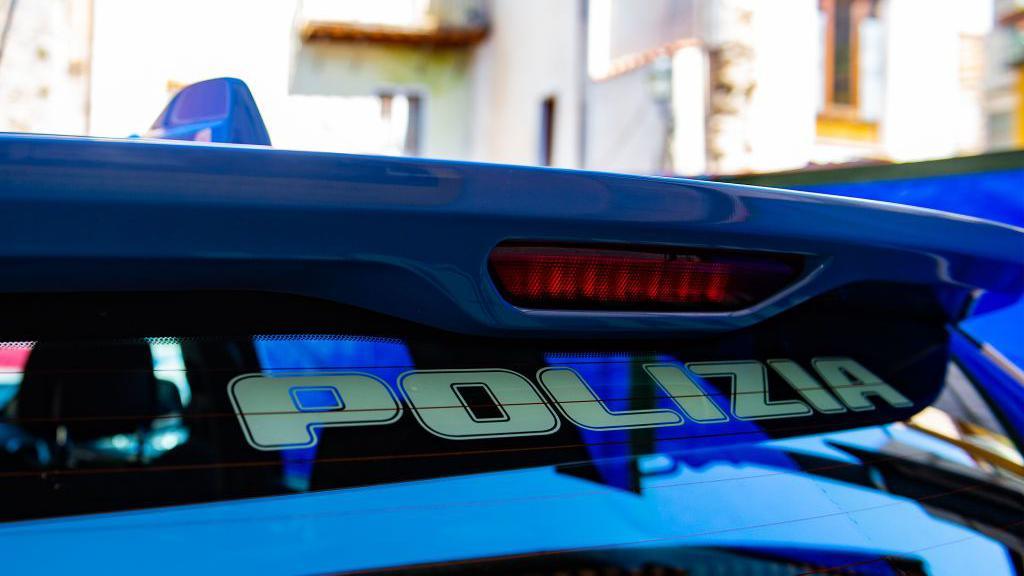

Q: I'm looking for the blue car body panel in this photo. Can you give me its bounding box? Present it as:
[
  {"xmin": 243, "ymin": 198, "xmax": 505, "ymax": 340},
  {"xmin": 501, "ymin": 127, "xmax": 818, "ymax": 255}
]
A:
[
  {"xmin": 724, "ymin": 156, "xmax": 1024, "ymax": 389},
  {"xmin": 0, "ymin": 425, "xmax": 1013, "ymax": 575},
  {"xmin": 799, "ymin": 168, "xmax": 1024, "ymax": 229},
  {"xmin": 768, "ymin": 164, "xmax": 1024, "ymax": 382},
  {"xmin": 0, "ymin": 133, "xmax": 1021, "ymax": 337},
  {"xmin": 1, "ymin": 130, "xmax": 1022, "ymax": 574}
]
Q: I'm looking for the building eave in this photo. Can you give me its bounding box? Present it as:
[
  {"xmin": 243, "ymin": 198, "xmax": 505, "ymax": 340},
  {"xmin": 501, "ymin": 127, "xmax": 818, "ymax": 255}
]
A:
[{"xmin": 300, "ymin": 21, "xmax": 488, "ymax": 47}]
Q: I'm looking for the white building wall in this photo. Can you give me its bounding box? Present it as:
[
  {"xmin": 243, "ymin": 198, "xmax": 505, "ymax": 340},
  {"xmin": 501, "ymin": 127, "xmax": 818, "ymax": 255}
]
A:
[
  {"xmin": 584, "ymin": 0, "xmax": 818, "ymax": 176},
  {"xmin": 586, "ymin": 68, "xmax": 665, "ymax": 173},
  {"xmin": 88, "ymin": 0, "xmax": 478, "ymax": 158},
  {"xmin": 671, "ymin": 45, "xmax": 708, "ymax": 176},
  {"xmin": 583, "ymin": 0, "xmax": 680, "ymax": 174},
  {"xmin": 4, "ymin": 0, "xmax": 996, "ymax": 173},
  {"xmin": 747, "ymin": 0, "xmax": 819, "ymax": 173},
  {"xmin": 950, "ymin": 0, "xmax": 992, "ymax": 155},
  {"xmin": 470, "ymin": 0, "xmax": 583, "ymax": 167},
  {"xmin": 881, "ymin": 0, "xmax": 991, "ymax": 161},
  {"xmin": 0, "ymin": 0, "xmax": 91, "ymax": 134},
  {"xmin": 290, "ymin": 41, "xmax": 475, "ymax": 158},
  {"xmin": 89, "ymin": 0, "xmax": 295, "ymax": 139}
]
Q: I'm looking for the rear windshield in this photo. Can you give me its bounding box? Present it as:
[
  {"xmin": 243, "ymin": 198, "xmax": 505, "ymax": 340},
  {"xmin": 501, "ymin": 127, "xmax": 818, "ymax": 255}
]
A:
[
  {"xmin": 0, "ymin": 286, "xmax": 959, "ymax": 516},
  {"xmin": 0, "ymin": 288, "xmax": 1020, "ymax": 573}
]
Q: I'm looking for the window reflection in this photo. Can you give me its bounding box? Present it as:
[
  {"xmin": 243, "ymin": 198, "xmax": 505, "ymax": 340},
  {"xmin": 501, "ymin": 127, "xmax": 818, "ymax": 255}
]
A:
[
  {"xmin": 150, "ymin": 339, "xmax": 192, "ymax": 407},
  {"xmin": 1, "ymin": 341, "xmax": 188, "ymax": 467},
  {"xmin": 253, "ymin": 336, "xmax": 414, "ymax": 491},
  {"xmin": 0, "ymin": 344, "xmax": 31, "ymax": 409}
]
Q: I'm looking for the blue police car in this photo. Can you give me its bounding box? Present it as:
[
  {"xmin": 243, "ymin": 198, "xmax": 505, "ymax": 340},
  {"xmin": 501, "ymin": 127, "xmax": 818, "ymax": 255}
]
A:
[{"xmin": 0, "ymin": 78, "xmax": 1021, "ymax": 575}]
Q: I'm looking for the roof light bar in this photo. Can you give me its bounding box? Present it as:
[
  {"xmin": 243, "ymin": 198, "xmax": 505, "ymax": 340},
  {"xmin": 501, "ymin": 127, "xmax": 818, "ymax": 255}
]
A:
[{"xmin": 489, "ymin": 243, "xmax": 802, "ymax": 312}]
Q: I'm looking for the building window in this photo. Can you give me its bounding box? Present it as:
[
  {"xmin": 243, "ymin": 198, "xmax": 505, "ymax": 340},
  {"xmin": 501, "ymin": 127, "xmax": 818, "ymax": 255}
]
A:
[
  {"xmin": 379, "ymin": 92, "xmax": 423, "ymax": 156},
  {"xmin": 818, "ymin": 0, "xmax": 882, "ymax": 141},
  {"xmin": 822, "ymin": 0, "xmax": 880, "ymax": 113},
  {"xmin": 831, "ymin": 0, "xmax": 855, "ymax": 106},
  {"xmin": 404, "ymin": 94, "xmax": 423, "ymax": 156},
  {"xmin": 539, "ymin": 96, "xmax": 557, "ymax": 166}
]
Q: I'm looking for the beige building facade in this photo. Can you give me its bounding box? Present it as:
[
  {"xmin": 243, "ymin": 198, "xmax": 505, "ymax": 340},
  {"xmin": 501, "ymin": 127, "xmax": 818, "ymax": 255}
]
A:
[{"xmin": 0, "ymin": 0, "xmax": 1010, "ymax": 176}]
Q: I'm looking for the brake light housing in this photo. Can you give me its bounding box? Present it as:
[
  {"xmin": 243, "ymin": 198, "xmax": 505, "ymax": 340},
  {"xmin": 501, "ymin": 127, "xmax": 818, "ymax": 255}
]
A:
[{"xmin": 488, "ymin": 243, "xmax": 803, "ymax": 312}]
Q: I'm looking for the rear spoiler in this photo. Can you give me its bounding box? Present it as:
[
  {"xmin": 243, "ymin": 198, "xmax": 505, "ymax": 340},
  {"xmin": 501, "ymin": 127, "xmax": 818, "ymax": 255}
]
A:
[{"xmin": 0, "ymin": 130, "xmax": 1020, "ymax": 337}]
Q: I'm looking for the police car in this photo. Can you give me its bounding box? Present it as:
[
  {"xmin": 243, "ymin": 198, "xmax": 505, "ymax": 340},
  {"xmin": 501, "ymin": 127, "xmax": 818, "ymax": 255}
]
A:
[{"xmin": 0, "ymin": 78, "xmax": 1021, "ymax": 575}]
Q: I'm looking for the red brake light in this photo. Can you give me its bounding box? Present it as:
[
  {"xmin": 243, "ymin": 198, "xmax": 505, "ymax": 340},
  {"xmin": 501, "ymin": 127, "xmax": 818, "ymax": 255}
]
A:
[{"xmin": 489, "ymin": 244, "xmax": 802, "ymax": 312}]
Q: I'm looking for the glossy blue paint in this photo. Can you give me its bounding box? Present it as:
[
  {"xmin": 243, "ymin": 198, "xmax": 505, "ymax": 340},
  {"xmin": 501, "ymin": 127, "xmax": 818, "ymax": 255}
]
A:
[
  {"xmin": 783, "ymin": 166, "xmax": 1024, "ymax": 395},
  {"xmin": 961, "ymin": 298, "xmax": 1024, "ymax": 372},
  {"xmin": 799, "ymin": 169, "xmax": 1024, "ymax": 228},
  {"xmin": 0, "ymin": 426, "xmax": 1010, "ymax": 575},
  {"xmin": 0, "ymin": 133, "xmax": 1021, "ymax": 337},
  {"xmin": 252, "ymin": 337, "xmax": 415, "ymax": 492},
  {"xmin": 290, "ymin": 387, "xmax": 344, "ymax": 412},
  {"xmin": 949, "ymin": 327, "xmax": 1024, "ymax": 445},
  {"xmin": 1, "ymin": 132, "xmax": 1020, "ymax": 573},
  {"xmin": 144, "ymin": 78, "xmax": 271, "ymax": 146}
]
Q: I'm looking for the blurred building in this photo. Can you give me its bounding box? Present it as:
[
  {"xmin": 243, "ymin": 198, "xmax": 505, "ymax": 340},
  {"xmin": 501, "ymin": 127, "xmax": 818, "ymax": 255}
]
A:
[
  {"xmin": 0, "ymin": 0, "xmax": 1016, "ymax": 176},
  {"xmin": 584, "ymin": 0, "xmax": 994, "ymax": 174},
  {"xmin": 0, "ymin": 0, "xmax": 91, "ymax": 135},
  {"xmin": 987, "ymin": 0, "xmax": 1024, "ymax": 149}
]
